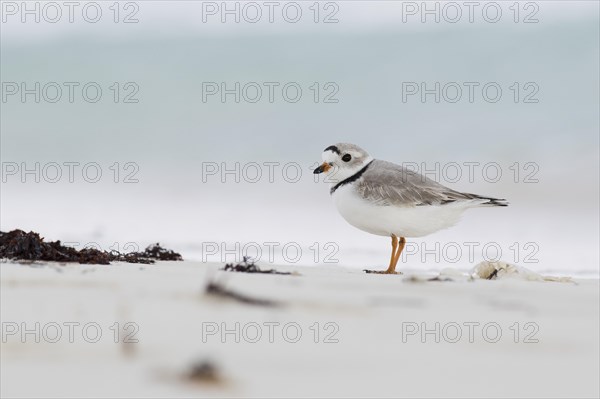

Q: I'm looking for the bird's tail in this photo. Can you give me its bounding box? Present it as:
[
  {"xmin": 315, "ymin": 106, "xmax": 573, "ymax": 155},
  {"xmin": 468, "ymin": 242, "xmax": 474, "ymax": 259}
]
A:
[{"xmin": 469, "ymin": 194, "xmax": 509, "ymax": 207}]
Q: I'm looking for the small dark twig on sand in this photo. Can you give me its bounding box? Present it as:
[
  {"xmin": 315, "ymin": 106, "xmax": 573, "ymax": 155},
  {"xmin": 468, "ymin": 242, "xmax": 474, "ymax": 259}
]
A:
[
  {"xmin": 205, "ymin": 281, "xmax": 279, "ymax": 307},
  {"xmin": 427, "ymin": 276, "xmax": 454, "ymax": 282},
  {"xmin": 222, "ymin": 256, "xmax": 291, "ymax": 275},
  {"xmin": 185, "ymin": 360, "xmax": 223, "ymax": 385}
]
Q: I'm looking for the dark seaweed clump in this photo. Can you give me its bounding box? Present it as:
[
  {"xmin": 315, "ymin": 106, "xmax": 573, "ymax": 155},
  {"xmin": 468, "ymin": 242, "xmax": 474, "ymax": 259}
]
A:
[
  {"xmin": 121, "ymin": 243, "xmax": 183, "ymax": 263},
  {"xmin": 222, "ymin": 256, "xmax": 291, "ymax": 275},
  {"xmin": 0, "ymin": 229, "xmax": 182, "ymax": 265}
]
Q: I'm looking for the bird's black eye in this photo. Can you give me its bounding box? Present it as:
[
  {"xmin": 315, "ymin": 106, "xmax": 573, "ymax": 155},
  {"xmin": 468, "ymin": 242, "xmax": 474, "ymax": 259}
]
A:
[{"xmin": 342, "ymin": 154, "xmax": 352, "ymax": 162}]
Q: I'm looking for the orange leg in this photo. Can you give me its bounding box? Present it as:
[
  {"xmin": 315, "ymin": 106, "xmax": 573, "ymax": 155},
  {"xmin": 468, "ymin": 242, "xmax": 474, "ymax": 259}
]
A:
[
  {"xmin": 364, "ymin": 235, "xmax": 405, "ymax": 274},
  {"xmin": 384, "ymin": 235, "xmax": 399, "ymax": 273},
  {"xmin": 386, "ymin": 236, "xmax": 406, "ymax": 274}
]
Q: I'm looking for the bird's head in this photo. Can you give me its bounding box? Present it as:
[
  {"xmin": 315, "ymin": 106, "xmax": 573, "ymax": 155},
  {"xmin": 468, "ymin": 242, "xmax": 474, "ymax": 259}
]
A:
[{"xmin": 313, "ymin": 143, "xmax": 373, "ymax": 183}]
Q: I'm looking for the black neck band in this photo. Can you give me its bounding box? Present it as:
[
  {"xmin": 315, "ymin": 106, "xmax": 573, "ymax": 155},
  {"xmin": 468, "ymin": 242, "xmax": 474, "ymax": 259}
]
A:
[{"xmin": 330, "ymin": 160, "xmax": 373, "ymax": 195}]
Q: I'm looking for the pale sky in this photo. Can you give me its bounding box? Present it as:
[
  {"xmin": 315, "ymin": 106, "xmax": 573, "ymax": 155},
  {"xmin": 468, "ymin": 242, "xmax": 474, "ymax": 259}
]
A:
[{"xmin": 1, "ymin": 1, "xmax": 598, "ymax": 44}]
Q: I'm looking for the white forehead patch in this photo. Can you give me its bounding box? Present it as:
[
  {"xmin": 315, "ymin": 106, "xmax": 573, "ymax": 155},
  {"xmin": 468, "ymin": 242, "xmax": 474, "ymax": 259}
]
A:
[{"xmin": 322, "ymin": 150, "xmax": 338, "ymax": 163}]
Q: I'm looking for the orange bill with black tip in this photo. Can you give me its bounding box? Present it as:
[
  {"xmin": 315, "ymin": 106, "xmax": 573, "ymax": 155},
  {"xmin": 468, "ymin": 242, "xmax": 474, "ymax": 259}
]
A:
[{"xmin": 313, "ymin": 162, "xmax": 332, "ymax": 174}]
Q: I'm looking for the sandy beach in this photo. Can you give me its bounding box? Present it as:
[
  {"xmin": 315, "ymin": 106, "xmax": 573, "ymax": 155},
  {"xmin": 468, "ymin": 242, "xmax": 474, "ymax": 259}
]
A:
[{"xmin": 1, "ymin": 260, "xmax": 598, "ymax": 398}]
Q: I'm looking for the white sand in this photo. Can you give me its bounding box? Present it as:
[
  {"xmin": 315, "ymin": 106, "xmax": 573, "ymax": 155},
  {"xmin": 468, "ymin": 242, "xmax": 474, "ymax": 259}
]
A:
[{"xmin": 1, "ymin": 261, "xmax": 598, "ymax": 398}]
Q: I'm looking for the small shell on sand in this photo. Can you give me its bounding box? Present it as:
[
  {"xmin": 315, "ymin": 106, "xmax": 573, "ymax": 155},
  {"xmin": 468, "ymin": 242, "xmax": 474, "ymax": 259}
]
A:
[{"xmin": 471, "ymin": 261, "xmax": 573, "ymax": 283}]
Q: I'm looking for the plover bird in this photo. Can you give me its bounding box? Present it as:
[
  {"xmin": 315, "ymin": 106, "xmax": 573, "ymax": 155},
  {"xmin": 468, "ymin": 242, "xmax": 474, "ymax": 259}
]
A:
[{"xmin": 314, "ymin": 143, "xmax": 508, "ymax": 274}]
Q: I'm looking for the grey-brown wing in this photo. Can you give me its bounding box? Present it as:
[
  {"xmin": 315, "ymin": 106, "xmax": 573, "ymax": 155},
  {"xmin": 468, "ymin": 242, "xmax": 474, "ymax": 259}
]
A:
[{"xmin": 356, "ymin": 160, "xmax": 475, "ymax": 207}]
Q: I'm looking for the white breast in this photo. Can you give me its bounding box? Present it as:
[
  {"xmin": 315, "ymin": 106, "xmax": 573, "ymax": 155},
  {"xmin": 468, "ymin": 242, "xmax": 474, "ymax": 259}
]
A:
[{"xmin": 332, "ymin": 183, "xmax": 469, "ymax": 238}]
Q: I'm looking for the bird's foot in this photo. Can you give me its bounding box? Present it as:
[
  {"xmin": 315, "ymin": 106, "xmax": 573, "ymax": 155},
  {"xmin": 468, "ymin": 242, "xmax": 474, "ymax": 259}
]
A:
[{"xmin": 363, "ymin": 269, "xmax": 402, "ymax": 275}]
